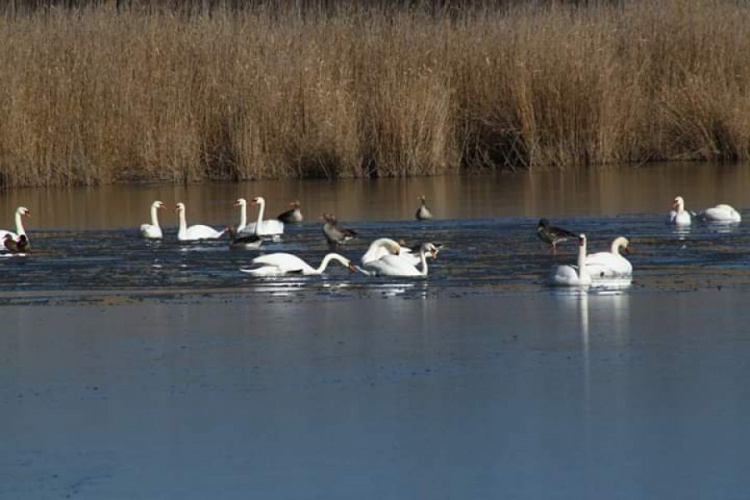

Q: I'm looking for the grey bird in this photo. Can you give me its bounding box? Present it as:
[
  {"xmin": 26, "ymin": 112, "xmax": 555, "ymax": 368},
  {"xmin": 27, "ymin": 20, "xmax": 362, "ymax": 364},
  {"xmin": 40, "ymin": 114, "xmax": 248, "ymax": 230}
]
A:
[
  {"xmin": 322, "ymin": 213, "xmax": 357, "ymax": 248},
  {"xmin": 277, "ymin": 200, "xmax": 304, "ymax": 224},
  {"xmin": 537, "ymin": 218, "xmax": 576, "ymax": 254},
  {"xmin": 415, "ymin": 195, "xmax": 433, "ymax": 221}
]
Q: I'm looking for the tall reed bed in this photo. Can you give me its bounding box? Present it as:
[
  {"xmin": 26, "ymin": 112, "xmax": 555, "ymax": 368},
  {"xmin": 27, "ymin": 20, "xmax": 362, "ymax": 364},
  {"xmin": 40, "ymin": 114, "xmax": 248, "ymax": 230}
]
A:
[{"xmin": 0, "ymin": 0, "xmax": 749, "ymax": 186}]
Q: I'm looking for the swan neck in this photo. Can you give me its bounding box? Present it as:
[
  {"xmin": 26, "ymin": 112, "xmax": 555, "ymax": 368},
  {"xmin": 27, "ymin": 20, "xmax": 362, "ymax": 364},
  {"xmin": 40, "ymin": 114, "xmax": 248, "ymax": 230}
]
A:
[
  {"xmin": 577, "ymin": 240, "xmax": 589, "ymax": 280},
  {"xmin": 419, "ymin": 249, "xmax": 429, "ymax": 277},
  {"xmin": 178, "ymin": 210, "xmax": 187, "ymax": 232},
  {"xmin": 256, "ymin": 199, "xmax": 265, "ymax": 226},
  {"xmin": 239, "ymin": 203, "xmax": 247, "ymax": 229},
  {"xmin": 150, "ymin": 206, "xmax": 160, "ymax": 228},
  {"xmin": 14, "ymin": 211, "xmax": 25, "ymax": 235},
  {"xmin": 611, "ymin": 238, "xmax": 626, "ymax": 255},
  {"xmin": 317, "ymin": 253, "xmax": 346, "ymax": 273}
]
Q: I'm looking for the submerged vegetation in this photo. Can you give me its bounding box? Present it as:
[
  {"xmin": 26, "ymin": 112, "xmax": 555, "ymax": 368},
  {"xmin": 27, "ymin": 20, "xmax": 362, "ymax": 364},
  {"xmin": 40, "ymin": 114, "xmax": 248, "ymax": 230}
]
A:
[{"xmin": 1, "ymin": 0, "xmax": 750, "ymax": 186}]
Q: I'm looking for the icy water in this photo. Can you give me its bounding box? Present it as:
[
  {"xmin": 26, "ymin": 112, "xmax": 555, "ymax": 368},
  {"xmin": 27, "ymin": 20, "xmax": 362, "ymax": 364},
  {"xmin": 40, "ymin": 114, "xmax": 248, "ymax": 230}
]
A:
[{"xmin": 2, "ymin": 163, "xmax": 750, "ymax": 499}]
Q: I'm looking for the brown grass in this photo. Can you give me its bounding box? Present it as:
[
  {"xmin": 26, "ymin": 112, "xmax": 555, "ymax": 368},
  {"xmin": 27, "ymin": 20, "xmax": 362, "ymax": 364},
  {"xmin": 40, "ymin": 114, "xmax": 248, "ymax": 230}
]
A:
[{"xmin": 1, "ymin": 0, "xmax": 750, "ymax": 187}]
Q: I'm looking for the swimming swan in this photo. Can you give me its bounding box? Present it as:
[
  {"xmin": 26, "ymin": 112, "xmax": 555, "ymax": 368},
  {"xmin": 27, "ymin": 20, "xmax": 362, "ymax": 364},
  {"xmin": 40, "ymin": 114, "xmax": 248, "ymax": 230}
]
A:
[
  {"xmin": 666, "ymin": 196, "xmax": 692, "ymax": 226},
  {"xmin": 240, "ymin": 252, "xmax": 356, "ymax": 276},
  {"xmin": 698, "ymin": 203, "xmax": 741, "ymax": 223},
  {"xmin": 360, "ymin": 238, "xmax": 440, "ymax": 267},
  {"xmin": 360, "ymin": 242, "xmax": 439, "ymax": 277},
  {"xmin": 585, "ymin": 236, "xmax": 632, "ymax": 277},
  {"xmin": 550, "ymin": 234, "xmax": 591, "ymax": 287},
  {"xmin": 236, "ymin": 197, "xmax": 284, "ymax": 236},
  {"xmin": 140, "ymin": 200, "xmax": 165, "ymax": 239},
  {"xmin": 175, "ymin": 202, "xmax": 225, "ymax": 241},
  {"xmin": 0, "ymin": 206, "xmax": 30, "ymax": 241}
]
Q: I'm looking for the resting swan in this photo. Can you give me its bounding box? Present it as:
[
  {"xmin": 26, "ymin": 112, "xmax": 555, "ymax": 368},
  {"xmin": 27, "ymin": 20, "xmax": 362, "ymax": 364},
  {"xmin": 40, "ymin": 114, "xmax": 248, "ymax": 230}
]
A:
[
  {"xmin": 550, "ymin": 234, "xmax": 591, "ymax": 286},
  {"xmin": 240, "ymin": 252, "xmax": 356, "ymax": 276},
  {"xmin": 0, "ymin": 206, "xmax": 31, "ymax": 241},
  {"xmin": 360, "ymin": 238, "xmax": 439, "ymax": 267},
  {"xmin": 360, "ymin": 242, "xmax": 439, "ymax": 277},
  {"xmin": 698, "ymin": 203, "xmax": 741, "ymax": 223},
  {"xmin": 235, "ymin": 197, "xmax": 284, "ymax": 236},
  {"xmin": 175, "ymin": 202, "xmax": 225, "ymax": 241},
  {"xmin": 666, "ymin": 196, "xmax": 692, "ymax": 226},
  {"xmin": 140, "ymin": 200, "xmax": 165, "ymax": 239},
  {"xmin": 585, "ymin": 236, "xmax": 632, "ymax": 278}
]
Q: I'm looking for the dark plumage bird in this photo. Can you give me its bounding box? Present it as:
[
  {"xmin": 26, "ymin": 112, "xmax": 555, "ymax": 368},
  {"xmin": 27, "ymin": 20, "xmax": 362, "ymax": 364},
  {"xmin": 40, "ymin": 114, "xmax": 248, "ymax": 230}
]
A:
[
  {"xmin": 322, "ymin": 213, "xmax": 357, "ymax": 248},
  {"xmin": 227, "ymin": 226, "xmax": 262, "ymax": 250},
  {"xmin": 415, "ymin": 195, "xmax": 433, "ymax": 221},
  {"xmin": 16, "ymin": 234, "xmax": 30, "ymax": 253},
  {"xmin": 277, "ymin": 200, "xmax": 303, "ymax": 224},
  {"xmin": 3, "ymin": 234, "xmax": 19, "ymax": 253},
  {"xmin": 537, "ymin": 218, "xmax": 576, "ymax": 254}
]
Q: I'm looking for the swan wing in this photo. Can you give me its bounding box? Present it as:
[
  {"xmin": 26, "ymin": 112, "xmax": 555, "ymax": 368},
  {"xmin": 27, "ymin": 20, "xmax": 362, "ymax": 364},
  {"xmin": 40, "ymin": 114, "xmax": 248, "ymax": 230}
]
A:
[
  {"xmin": 183, "ymin": 225, "xmax": 225, "ymax": 240},
  {"xmin": 550, "ymin": 264, "xmax": 585, "ymax": 286},
  {"xmin": 240, "ymin": 266, "xmax": 284, "ymax": 277},
  {"xmin": 251, "ymin": 253, "xmax": 311, "ymax": 274},
  {"xmin": 239, "ymin": 220, "xmax": 285, "ymax": 236},
  {"xmin": 0, "ymin": 230, "xmax": 18, "ymax": 241},
  {"xmin": 365, "ymin": 255, "xmax": 421, "ymax": 277},
  {"xmin": 140, "ymin": 224, "xmax": 162, "ymax": 239},
  {"xmin": 585, "ymin": 252, "xmax": 632, "ymax": 275},
  {"xmin": 699, "ymin": 205, "xmax": 741, "ymax": 223},
  {"xmin": 667, "ymin": 210, "xmax": 691, "ymax": 225}
]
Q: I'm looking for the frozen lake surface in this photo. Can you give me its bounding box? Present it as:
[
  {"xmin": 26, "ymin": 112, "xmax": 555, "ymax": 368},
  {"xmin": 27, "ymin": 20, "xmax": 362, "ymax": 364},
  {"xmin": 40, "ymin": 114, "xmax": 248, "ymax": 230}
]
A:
[{"xmin": 2, "ymin": 165, "xmax": 750, "ymax": 498}]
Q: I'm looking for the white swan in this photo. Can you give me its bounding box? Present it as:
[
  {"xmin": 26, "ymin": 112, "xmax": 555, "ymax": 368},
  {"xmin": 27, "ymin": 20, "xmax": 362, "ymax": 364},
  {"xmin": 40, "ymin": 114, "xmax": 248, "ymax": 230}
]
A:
[
  {"xmin": 585, "ymin": 236, "xmax": 632, "ymax": 278},
  {"xmin": 550, "ymin": 234, "xmax": 592, "ymax": 287},
  {"xmin": 361, "ymin": 242, "xmax": 439, "ymax": 277},
  {"xmin": 0, "ymin": 206, "xmax": 30, "ymax": 241},
  {"xmin": 360, "ymin": 238, "xmax": 440, "ymax": 267},
  {"xmin": 175, "ymin": 202, "xmax": 225, "ymax": 241},
  {"xmin": 666, "ymin": 196, "xmax": 692, "ymax": 226},
  {"xmin": 360, "ymin": 238, "xmax": 403, "ymax": 265},
  {"xmin": 698, "ymin": 203, "xmax": 741, "ymax": 223},
  {"xmin": 140, "ymin": 200, "xmax": 165, "ymax": 239},
  {"xmin": 236, "ymin": 197, "xmax": 284, "ymax": 236},
  {"xmin": 240, "ymin": 252, "xmax": 355, "ymax": 276}
]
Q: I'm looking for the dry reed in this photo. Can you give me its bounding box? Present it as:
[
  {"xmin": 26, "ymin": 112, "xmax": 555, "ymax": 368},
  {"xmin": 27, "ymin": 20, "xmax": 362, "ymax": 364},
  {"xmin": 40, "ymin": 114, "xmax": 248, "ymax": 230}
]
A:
[{"xmin": 0, "ymin": 0, "xmax": 749, "ymax": 187}]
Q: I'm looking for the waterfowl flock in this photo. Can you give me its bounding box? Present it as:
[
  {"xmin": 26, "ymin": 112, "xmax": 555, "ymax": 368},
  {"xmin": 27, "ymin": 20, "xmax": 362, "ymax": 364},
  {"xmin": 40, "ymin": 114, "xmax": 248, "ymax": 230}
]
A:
[{"xmin": 0, "ymin": 194, "xmax": 742, "ymax": 285}]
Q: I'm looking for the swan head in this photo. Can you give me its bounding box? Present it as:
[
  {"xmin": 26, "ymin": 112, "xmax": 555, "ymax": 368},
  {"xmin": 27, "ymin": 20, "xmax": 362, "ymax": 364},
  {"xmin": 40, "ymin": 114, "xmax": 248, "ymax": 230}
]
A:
[
  {"xmin": 16, "ymin": 206, "xmax": 30, "ymax": 218},
  {"xmin": 612, "ymin": 236, "xmax": 631, "ymax": 255},
  {"xmin": 174, "ymin": 202, "xmax": 186, "ymax": 213},
  {"xmin": 234, "ymin": 198, "xmax": 247, "ymax": 208},
  {"xmin": 422, "ymin": 242, "xmax": 440, "ymax": 259},
  {"xmin": 251, "ymin": 197, "xmax": 265, "ymax": 206},
  {"xmin": 152, "ymin": 200, "xmax": 165, "ymax": 210},
  {"xmin": 578, "ymin": 234, "xmax": 587, "ymax": 247},
  {"xmin": 672, "ymin": 196, "xmax": 685, "ymax": 211}
]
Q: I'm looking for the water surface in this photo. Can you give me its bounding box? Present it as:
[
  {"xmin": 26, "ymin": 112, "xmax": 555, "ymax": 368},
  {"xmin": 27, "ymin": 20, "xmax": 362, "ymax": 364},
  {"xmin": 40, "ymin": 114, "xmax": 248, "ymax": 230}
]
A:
[{"xmin": 2, "ymin": 164, "xmax": 750, "ymax": 499}]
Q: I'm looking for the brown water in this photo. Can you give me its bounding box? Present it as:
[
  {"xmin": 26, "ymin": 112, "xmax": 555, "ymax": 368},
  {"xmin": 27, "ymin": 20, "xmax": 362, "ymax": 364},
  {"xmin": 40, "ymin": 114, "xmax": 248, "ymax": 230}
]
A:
[{"xmin": 2, "ymin": 162, "xmax": 749, "ymax": 229}]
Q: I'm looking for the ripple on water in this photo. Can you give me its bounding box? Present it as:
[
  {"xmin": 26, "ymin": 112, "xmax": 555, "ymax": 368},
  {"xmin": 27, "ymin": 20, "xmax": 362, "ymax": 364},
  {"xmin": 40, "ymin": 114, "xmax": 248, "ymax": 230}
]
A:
[{"xmin": 0, "ymin": 215, "xmax": 748, "ymax": 305}]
